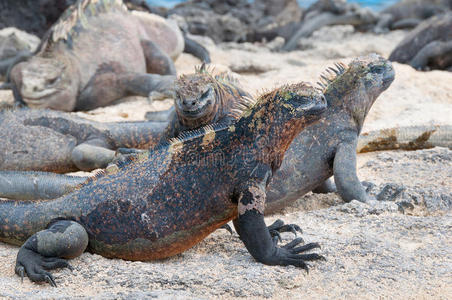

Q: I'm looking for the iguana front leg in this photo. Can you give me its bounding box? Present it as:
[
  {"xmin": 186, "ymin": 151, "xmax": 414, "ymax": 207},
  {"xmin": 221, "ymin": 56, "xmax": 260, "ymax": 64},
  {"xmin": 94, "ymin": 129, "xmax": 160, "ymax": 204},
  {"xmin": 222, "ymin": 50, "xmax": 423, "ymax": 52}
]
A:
[
  {"xmin": 76, "ymin": 63, "xmax": 176, "ymax": 110},
  {"xmin": 141, "ymin": 40, "xmax": 177, "ymax": 76},
  {"xmin": 15, "ymin": 220, "xmax": 88, "ymax": 287},
  {"xmin": 333, "ymin": 139, "xmax": 369, "ymax": 202},
  {"xmin": 235, "ymin": 166, "xmax": 323, "ymax": 269},
  {"xmin": 71, "ymin": 142, "xmax": 116, "ymax": 171}
]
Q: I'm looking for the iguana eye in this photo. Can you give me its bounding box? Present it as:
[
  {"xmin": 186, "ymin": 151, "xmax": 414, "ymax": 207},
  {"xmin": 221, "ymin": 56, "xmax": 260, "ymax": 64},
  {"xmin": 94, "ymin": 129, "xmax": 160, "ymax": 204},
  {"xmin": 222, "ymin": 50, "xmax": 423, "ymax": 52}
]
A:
[
  {"xmin": 370, "ymin": 65, "xmax": 385, "ymax": 74},
  {"xmin": 200, "ymin": 87, "xmax": 212, "ymax": 99},
  {"xmin": 46, "ymin": 76, "xmax": 59, "ymax": 86}
]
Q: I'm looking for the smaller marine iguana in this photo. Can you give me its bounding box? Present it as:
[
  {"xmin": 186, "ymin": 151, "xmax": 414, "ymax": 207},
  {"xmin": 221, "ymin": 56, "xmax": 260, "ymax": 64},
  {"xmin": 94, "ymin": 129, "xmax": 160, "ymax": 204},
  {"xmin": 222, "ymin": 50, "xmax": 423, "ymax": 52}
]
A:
[
  {"xmin": 9, "ymin": 0, "xmax": 181, "ymax": 111},
  {"xmin": 146, "ymin": 64, "xmax": 254, "ymax": 140},
  {"xmin": 0, "ymin": 80, "xmax": 327, "ymax": 286}
]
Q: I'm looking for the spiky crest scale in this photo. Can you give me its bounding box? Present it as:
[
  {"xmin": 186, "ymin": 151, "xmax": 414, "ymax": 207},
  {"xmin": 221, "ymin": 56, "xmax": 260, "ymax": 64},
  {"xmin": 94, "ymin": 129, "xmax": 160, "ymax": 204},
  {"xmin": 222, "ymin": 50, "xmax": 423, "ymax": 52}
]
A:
[
  {"xmin": 316, "ymin": 62, "xmax": 347, "ymax": 91},
  {"xmin": 239, "ymin": 81, "xmax": 317, "ymax": 118},
  {"xmin": 45, "ymin": 0, "xmax": 127, "ymax": 50}
]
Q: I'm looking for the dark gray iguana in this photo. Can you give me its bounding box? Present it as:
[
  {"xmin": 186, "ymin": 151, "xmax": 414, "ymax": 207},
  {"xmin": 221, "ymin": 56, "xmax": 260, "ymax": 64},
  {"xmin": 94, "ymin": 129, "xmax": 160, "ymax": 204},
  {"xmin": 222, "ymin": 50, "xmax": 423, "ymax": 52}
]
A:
[
  {"xmin": 0, "ymin": 80, "xmax": 327, "ymax": 286},
  {"xmin": 9, "ymin": 0, "xmax": 181, "ymax": 111},
  {"xmin": 389, "ymin": 12, "xmax": 452, "ymax": 71}
]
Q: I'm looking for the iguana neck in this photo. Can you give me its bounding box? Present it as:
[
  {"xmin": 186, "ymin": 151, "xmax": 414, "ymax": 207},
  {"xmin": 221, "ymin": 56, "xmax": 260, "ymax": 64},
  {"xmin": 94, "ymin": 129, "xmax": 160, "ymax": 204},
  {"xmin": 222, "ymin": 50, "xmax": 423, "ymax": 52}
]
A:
[
  {"xmin": 325, "ymin": 82, "xmax": 373, "ymax": 134},
  {"xmin": 235, "ymin": 99, "xmax": 305, "ymax": 170}
]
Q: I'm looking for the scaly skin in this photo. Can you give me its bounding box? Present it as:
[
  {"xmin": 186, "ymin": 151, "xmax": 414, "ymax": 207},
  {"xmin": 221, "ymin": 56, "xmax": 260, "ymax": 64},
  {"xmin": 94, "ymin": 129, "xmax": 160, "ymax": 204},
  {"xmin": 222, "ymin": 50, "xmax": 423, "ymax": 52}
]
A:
[
  {"xmin": 0, "ymin": 81, "xmax": 327, "ymax": 286},
  {"xmin": 9, "ymin": 0, "xmax": 182, "ymax": 111},
  {"xmin": 0, "ymin": 108, "xmax": 167, "ymax": 173}
]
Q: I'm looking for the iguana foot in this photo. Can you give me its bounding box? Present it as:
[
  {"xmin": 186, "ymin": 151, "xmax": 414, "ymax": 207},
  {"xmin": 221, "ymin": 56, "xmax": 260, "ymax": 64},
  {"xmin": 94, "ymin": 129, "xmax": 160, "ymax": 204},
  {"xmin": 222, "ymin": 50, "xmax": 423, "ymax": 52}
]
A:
[
  {"xmin": 267, "ymin": 219, "xmax": 302, "ymax": 242},
  {"xmin": 272, "ymin": 238, "xmax": 324, "ymax": 271},
  {"xmin": 15, "ymin": 248, "xmax": 72, "ymax": 287}
]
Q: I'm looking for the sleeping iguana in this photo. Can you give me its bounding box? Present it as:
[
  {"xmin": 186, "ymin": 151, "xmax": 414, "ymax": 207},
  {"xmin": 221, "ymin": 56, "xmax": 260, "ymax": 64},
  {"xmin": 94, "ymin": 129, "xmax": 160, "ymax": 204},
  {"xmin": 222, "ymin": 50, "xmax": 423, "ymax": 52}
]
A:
[{"xmin": 9, "ymin": 0, "xmax": 181, "ymax": 111}]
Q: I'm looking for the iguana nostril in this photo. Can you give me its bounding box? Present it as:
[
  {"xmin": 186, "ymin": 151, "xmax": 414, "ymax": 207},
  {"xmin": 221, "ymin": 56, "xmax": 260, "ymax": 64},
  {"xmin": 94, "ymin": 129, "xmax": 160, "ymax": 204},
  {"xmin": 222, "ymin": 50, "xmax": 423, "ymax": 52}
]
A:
[{"xmin": 191, "ymin": 101, "xmax": 196, "ymax": 106}]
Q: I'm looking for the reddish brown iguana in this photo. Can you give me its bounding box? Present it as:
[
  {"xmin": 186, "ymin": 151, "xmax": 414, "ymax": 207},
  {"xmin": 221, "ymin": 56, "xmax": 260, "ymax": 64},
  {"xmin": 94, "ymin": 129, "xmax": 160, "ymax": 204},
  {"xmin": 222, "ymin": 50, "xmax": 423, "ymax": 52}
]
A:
[{"xmin": 0, "ymin": 80, "xmax": 327, "ymax": 286}]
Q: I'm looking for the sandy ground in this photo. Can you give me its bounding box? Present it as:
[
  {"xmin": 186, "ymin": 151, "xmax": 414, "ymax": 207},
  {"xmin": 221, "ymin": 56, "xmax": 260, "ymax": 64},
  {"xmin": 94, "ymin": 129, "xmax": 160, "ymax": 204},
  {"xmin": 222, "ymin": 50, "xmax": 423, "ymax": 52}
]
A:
[{"xmin": 0, "ymin": 25, "xmax": 451, "ymax": 299}]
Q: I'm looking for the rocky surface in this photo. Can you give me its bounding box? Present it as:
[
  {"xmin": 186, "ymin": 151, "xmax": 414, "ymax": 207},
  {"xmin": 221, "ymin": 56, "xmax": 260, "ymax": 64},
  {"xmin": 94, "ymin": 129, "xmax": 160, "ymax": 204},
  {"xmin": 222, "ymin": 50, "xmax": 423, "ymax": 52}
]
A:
[{"xmin": 0, "ymin": 24, "xmax": 451, "ymax": 298}]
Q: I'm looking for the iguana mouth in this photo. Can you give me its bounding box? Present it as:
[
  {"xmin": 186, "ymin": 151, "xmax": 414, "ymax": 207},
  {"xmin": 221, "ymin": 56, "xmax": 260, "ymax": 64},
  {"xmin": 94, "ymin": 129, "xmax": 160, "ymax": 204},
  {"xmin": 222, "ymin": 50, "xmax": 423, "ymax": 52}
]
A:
[
  {"xmin": 179, "ymin": 99, "xmax": 212, "ymax": 119},
  {"xmin": 22, "ymin": 89, "xmax": 59, "ymax": 104}
]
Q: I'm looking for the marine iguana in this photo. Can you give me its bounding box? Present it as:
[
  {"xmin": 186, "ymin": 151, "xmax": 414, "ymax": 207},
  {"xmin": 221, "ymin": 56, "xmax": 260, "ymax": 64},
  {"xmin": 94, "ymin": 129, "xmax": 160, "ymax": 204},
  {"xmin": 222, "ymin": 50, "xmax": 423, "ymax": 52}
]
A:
[
  {"xmin": 145, "ymin": 64, "xmax": 254, "ymax": 141},
  {"xmin": 265, "ymin": 54, "xmax": 395, "ymax": 212},
  {"xmin": 0, "ymin": 80, "xmax": 327, "ymax": 286},
  {"xmin": 389, "ymin": 12, "xmax": 452, "ymax": 71},
  {"xmin": 0, "ymin": 108, "xmax": 168, "ymax": 173},
  {"xmin": 9, "ymin": 0, "xmax": 181, "ymax": 111}
]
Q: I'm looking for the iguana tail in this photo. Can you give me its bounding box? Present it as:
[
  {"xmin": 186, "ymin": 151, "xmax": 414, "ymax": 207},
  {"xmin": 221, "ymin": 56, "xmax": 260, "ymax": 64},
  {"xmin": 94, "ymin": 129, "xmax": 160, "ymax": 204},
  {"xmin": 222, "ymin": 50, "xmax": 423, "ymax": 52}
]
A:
[
  {"xmin": 0, "ymin": 171, "xmax": 87, "ymax": 200},
  {"xmin": 357, "ymin": 124, "xmax": 452, "ymax": 153},
  {"xmin": 183, "ymin": 34, "xmax": 211, "ymax": 63}
]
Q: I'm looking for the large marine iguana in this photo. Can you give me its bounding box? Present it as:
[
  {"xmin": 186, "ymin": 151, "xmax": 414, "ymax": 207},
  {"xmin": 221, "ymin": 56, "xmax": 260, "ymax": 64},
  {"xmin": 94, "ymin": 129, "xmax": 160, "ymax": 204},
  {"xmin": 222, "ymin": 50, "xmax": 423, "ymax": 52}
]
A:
[
  {"xmin": 9, "ymin": 0, "xmax": 181, "ymax": 111},
  {"xmin": 389, "ymin": 12, "xmax": 452, "ymax": 71},
  {"xmin": 0, "ymin": 80, "xmax": 327, "ymax": 286}
]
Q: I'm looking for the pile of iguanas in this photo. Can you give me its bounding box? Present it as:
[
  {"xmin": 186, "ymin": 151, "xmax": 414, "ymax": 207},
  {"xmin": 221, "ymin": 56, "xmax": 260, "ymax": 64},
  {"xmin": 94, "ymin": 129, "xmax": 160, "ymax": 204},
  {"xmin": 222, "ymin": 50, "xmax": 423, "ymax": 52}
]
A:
[{"xmin": 1, "ymin": 0, "xmax": 450, "ymax": 289}]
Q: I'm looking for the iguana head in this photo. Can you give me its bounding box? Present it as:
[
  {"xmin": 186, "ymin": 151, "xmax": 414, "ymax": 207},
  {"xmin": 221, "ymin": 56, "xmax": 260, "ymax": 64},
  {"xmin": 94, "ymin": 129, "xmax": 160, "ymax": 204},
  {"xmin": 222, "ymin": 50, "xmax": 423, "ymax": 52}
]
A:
[
  {"xmin": 174, "ymin": 64, "xmax": 252, "ymax": 129},
  {"xmin": 238, "ymin": 82, "xmax": 327, "ymax": 169},
  {"xmin": 174, "ymin": 71, "xmax": 217, "ymax": 128},
  {"xmin": 319, "ymin": 53, "xmax": 394, "ymax": 131},
  {"xmin": 10, "ymin": 57, "xmax": 79, "ymax": 111}
]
